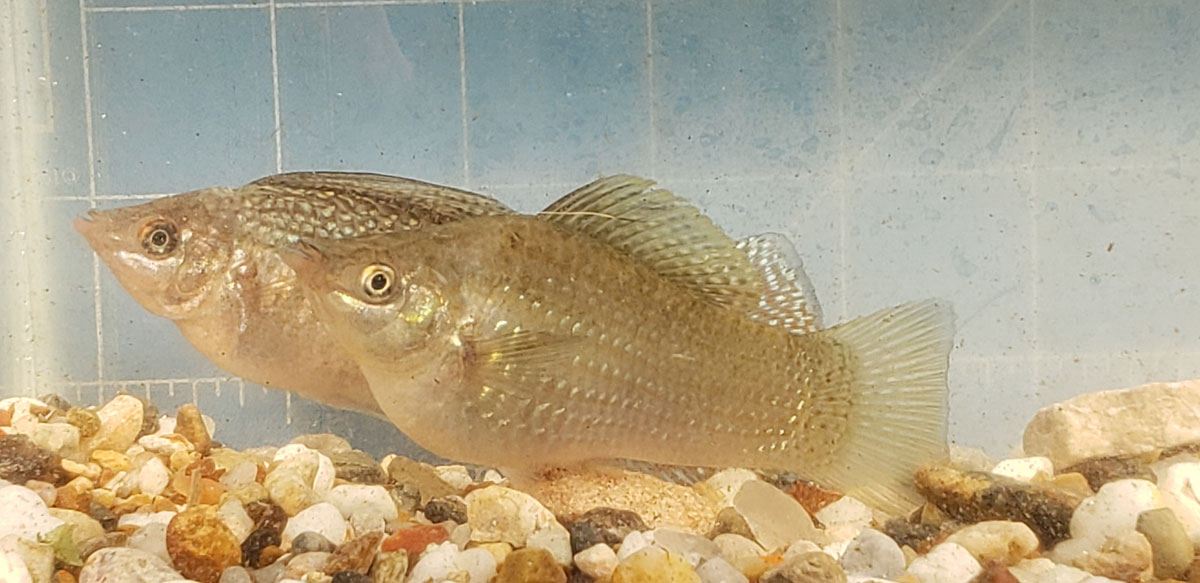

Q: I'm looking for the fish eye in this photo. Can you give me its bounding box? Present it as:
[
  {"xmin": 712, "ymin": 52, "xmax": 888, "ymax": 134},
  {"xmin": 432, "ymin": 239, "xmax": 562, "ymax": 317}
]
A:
[
  {"xmin": 359, "ymin": 264, "xmax": 397, "ymax": 302},
  {"xmin": 139, "ymin": 221, "xmax": 179, "ymax": 256}
]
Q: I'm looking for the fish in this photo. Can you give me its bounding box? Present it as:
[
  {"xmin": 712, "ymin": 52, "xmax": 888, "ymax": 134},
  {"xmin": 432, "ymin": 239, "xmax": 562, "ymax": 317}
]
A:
[
  {"xmin": 73, "ymin": 172, "xmax": 515, "ymax": 415},
  {"xmin": 283, "ymin": 175, "xmax": 955, "ymax": 511},
  {"xmin": 75, "ymin": 172, "xmax": 825, "ymax": 418}
]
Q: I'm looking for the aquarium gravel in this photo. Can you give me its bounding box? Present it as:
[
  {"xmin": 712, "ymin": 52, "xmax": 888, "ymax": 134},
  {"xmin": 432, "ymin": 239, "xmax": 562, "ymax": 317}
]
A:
[{"xmin": 3, "ymin": 381, "xmax": 1200, "ymax": 583}]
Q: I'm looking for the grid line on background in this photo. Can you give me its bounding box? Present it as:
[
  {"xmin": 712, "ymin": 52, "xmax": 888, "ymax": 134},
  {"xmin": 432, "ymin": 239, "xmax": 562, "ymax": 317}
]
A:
[
  {"xmin": 833, "ymin": 0, "xmax": 848, "ymax": 323},
  {"xmin": 644, "ymin": 0, "xmax": 657, "ymax": 178},
  {"xmin": 457, "ymin": 0, "xmax": 471, "ymax": 185},
  {"xmin": 850, "ymin": 0, "xmax": 1019, "ymax": 171},
  {"xmin": 78, "ymin": 0, "xmax": 105, "ymax": 386},
  {"xmin": 1026, "ymin": 0, "xmax": 1041, "ymax": 393},
  {"xmin": 269, "ymin": 0, "xmax": 284, "ymax": 173}
]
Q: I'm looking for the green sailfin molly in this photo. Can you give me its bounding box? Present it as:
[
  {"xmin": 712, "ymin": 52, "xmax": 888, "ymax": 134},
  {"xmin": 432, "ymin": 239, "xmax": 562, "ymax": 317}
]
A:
[{"xmin": 286, "ymin": 175, "xmax": 954, "ymax": 513}]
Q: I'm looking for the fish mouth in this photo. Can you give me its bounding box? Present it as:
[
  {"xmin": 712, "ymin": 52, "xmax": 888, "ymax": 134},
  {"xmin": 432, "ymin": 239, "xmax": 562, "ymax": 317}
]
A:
[{"xmin": 72, "ymin": 210, "xmax": 104, "ymax": 243}]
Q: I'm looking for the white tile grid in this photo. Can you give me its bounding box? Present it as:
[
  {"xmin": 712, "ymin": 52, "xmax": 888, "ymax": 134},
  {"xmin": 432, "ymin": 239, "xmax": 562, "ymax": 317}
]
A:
[{"xmin": 64, "ymin": 0, "xmax": 1199, "ymax": 453}]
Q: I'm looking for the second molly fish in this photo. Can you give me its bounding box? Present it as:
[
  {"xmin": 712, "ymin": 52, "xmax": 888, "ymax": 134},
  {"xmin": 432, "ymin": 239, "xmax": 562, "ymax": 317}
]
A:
[
  {"xmin": 286, "ymin": 177, "xmax": 955, "ymax": 512},
  {"xmin": 74, "ymin": 172, "xmax": 513, "ymax": 414}
]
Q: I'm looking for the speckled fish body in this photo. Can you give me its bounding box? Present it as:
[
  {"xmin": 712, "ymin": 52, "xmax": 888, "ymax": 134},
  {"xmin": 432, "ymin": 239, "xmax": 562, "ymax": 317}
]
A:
[
  {"xmin": 74, "ymin": 172, "xmax": 514, "ymax": 414},
  {"xmin": 287, "ymin": 177, "xmax": 954, "ymax": 511}
]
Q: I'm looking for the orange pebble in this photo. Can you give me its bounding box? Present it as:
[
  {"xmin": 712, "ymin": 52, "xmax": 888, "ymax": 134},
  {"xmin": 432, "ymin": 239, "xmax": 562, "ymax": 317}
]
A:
[{"xmin": 380, "ymin": 524, "xmax": 449, "ymax": 555}]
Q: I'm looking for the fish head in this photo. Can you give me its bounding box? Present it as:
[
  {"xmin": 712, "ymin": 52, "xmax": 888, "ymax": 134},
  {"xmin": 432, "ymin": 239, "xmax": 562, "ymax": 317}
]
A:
[
  {"xmin": 73, "ymin": 190, "xmax": 233, "ymax": 319},
  {"xmin": 283, "ymin": 234, "xmax": 453, "ymax": 364}
]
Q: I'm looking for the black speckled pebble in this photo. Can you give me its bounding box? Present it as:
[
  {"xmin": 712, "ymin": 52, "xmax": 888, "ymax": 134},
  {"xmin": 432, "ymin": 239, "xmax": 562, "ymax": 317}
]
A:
[
  {"xmin": 423, "ymin": 496, "xmax": 468, "ymax": 524},
  {"xmin": 331, "ymin": 571, "xmax": 373, "ymax": 583}
]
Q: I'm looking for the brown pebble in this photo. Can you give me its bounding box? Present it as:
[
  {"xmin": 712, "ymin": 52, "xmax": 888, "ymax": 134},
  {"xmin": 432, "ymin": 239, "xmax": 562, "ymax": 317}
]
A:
[
  {"xmin": 496, "ymin": 548, "xmax": 566, "ymax": 583},
  {"xmin": 166, "ymin": 505, "xmax": 242, "ymax": 583},
  {"xmin": 0, "ymin": 434, "xmax": 67, "ymax": 485},
  {"xmin": 882, "ymin": 517, "xmax": 946, "ymax": 554},
  {"xmin": 258, "ymin": 545, "xmax": 285, "ymax": 568},
  {"xmin": 789, "ymin": 481, "xmax": 843, "ymax": 514},
  {"xmin": 66, "ymin": 407, "xmax": 101, "ymax": 438},
  {"xmin": 330, "ymin": 450, "xmax": 389, "ymax": 484},
  {"xmin": 370, "ymin": 550, "xmax": 408, "ymax": 583},
  {"xmin": 176, "ymin": 404, "xmax": 212, "ymax": 454},
  {"xmin": 915, "ymin": 464, "xmax": 1079, "ymax": 546},
  {"xmin": 707, "ymin": 506, "xmax": 754, "ymax": 539},
  {"xmin": 53, "ymin": 569, "xmax": 77, "ymax": 583},
  {"xmin": 423, "ymin": 496, "xmax": 468, "ymax": 524},
  {"xmin": 246, "ymin": 499, "xmax": 289, "ymax": 532},
  {"xmin": 135, "ymin": 395, "xmax": 159, "ymax": 438},
  {"xmin": 761, "ymin": 551, "xmax": 847, "ymax": 583},
  {"xmin": 53, "ymin": 480, "xmax": 91, "ymax": 513},
  {"xmin": 0, "ymin": 406, "xmax": 11, "ymax": 427},
  {"xmin": 241, "ymin": 527, "xmax": 283, "ymax": 569},
  {"xmin": 1065, "ymin": 455, "xmax": 1156, "ymax": 491},
  {"xmin": 324, "ymin": 531, "xmax": 384, "ymax": 575},
  {"xmin": 385, "ymin": 456, "xmax": 457, "ymax": 505},
  {"xmin": 977, "ymin": 561, "xmax": 1020, "ymax": 583},
  {"xmin": 79, "ymin": 531, "xmax": 128, "ymax": 559}
]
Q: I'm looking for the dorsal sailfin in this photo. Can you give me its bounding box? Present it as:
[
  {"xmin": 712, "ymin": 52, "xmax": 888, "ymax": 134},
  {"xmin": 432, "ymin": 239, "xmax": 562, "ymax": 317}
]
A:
[
  {"xmin": 538, "ymin": 175, "xmax": 762, "ymax": 310},
  {"xmin": 737, "ymin": 234, "xmax": 823, "ymax": 334},
  {"xmin": 248, "ymin": 171, "xmax": 515, "ymax": 218}
]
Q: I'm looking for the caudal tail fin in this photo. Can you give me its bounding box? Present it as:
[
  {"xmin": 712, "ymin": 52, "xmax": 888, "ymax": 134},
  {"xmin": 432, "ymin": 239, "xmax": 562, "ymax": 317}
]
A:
[{"xmin": 804, "ymin": 300, "xmax": 954, "ymax": 514}]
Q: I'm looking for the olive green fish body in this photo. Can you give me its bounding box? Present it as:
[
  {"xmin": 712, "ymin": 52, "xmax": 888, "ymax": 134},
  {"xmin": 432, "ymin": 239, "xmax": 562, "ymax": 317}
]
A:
[{"xmin": 290, "ymin": 178, "xmax": 953, "ymax": 511}]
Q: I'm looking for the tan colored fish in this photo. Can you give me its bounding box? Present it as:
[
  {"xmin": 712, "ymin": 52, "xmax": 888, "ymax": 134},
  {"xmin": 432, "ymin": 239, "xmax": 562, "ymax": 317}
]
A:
[
  {"xmin": 73, "ymin": 172, "xmax": 514, "ymax": 414},
  {"xmin": 284, "ymin": 176, "xmax": 954, "ymax": 511}
]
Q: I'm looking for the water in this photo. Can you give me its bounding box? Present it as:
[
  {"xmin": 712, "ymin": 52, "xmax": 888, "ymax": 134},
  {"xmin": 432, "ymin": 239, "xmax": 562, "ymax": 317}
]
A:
[{"xmin": 2, "ymin": 0, "xmax": 1199, "ymax": 459}]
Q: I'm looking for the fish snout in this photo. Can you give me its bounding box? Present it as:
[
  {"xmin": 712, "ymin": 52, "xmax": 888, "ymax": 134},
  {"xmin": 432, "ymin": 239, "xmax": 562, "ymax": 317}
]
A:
[{"xmin": 72, "ymin": 210, "xmax": 104, "ymax": 242}]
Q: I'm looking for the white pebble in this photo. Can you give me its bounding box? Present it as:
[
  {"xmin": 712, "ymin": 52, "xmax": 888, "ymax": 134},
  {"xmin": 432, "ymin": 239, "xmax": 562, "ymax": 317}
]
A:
[
  {"xmin": 0, "ymin": 537, "xmax": 53, "ymax": 583},
  {"xmin": 117, "ymin": 510, "xmax": 175, "ymax": 530},
  {"xmin": 617, "ymin": 530, "xmax": 652, "ymax": 561},
  {"xmin": 653, "ymin": 528, "xmax": 721, "ymax": 567},
  {"xmin": 696, "ymin": 556, "xmax": 749, "ymax": 583},
  {"xmin": 712, "ymin": 533, "xmax": 766, "ymax": 567},
  {"xmin": 1069, "ymin": 479, "xmax": 1164, "ymax": 541},
  {"xmin": 839, "ymin": 528, "xmax": 905, "ymax": 579},
  {"xmin": 30, "ymin": 423, "xmax": 80, "ymax": 457},
  {"xmin": 464, "ymin": 486, "xmax": 565, "ymax": 548},
  {"xmin": 324, "ymin": 484, "xmax": 398, "ymax": 522},
  {"xmin": 733, "ymin": 480, "xmax": 820, "ymax": 551},
  {"xmin": 904, "ymin": 542, "xmax": 981, "ymax": 583},
  {"xmin": 815, "ymin": 496, "xmax": 874, "ymax": 538},
  {"xmin": 282, "ymin": 502, "xmax": 347, "ymax": 547},
  {"xmin": 349, "ymin": 509, "xmax": 386, "ymax": 536},
  {"xmin": 1155, "ymin": 460, "xmax": 1200, "ymax": 545},
  {"xmin": 217, "ymin": 498, "xmax": 254, "ymax": 544},
  {"xmin": 945, "ymin": 521, "xmax": 1039, "ymax": 565},
  {"xmin": 455, "ymin": 547, "xmax": 497, "ymax": 583},
  {"xmin": 1008, "ymin": 557, "xmax": 1122, "ymax": 583},
  {"xmin": 700, "ymin": 469, "xmax": 759, "ymax": 508},
  {"xmin": 574, "ymin": 543, "xmax": 618, "ymax": 579},
  {"xmin": 219, "ymin": 461, "xmax": 259, "ymax": 490},
  {"xmin": 138, "ymin": 456, "xmax": 171, "ymax": 498},
  {"xmin": 991, "ymin": 456, "xmax": 1054, "ymax": 482},
  {"xmin": 0, "ymin": 398, "xmax": 47, "ymax": 434},
  {"xmin": 781, "ymin": 538, "xmax": 822, "ymax": 561},
  {"xmin": 127, "ymin": 522, "xmax": 171, "ymax": 564},
  {"xmin": 0, "ymin": 550, "xmax": 33, "ymax": 583},
  {"xmin": 527, "ymin": 525, "xmax": 573, "ymax": 566},
  {"xmin": 434, "ymin": 465, "xmax": 475, "ymax": 491},
  {"xmin": 0, "ymin": 485, "xmax": 64, "ymax": 541},
  {"xmin": 406, "ymin": 541, "xmax": 460, "ymax": 583}
]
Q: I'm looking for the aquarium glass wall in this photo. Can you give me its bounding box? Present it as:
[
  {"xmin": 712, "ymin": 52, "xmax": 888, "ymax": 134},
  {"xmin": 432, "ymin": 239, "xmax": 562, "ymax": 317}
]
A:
[{"xmin": 2, "ymin": 0, "xmax": 1198, "ymax": 457}]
